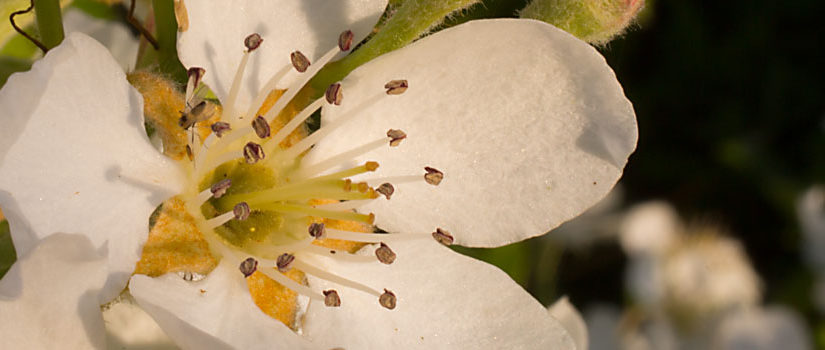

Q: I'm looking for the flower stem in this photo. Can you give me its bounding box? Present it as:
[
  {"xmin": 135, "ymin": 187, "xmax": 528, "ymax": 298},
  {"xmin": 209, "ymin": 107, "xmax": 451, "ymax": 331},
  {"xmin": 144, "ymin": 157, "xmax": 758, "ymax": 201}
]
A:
[
  {"xmin": 310, "ymin": 0, "xmax": 479, "ymax": 93},
  {"xmin": 152, "ymin": 0, "xmax": 186, "ymax": 82},
  {"xmin": 33, "ymin": 0, "xmax": 64, "ymax": 50}
]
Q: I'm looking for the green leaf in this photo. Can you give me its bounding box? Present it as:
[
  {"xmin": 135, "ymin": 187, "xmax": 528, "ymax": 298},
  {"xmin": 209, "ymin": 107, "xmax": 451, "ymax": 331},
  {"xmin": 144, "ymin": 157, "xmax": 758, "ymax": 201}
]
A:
[{"xmin": 0, "ymin": 220, "xmax": 17, "ymax": 279}]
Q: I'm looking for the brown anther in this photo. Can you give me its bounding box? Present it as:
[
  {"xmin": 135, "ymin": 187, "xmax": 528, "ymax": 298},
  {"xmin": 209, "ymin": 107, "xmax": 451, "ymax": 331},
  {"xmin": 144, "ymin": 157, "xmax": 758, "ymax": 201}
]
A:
[
  {"xmin": 251, "ymin": 115, "xmax": 271, "ymax": 138},
  {"xmin": 365, "ymin": 161, "xmax": 379, "ymax": 171},
  {"xmin": 367, "ymin": 213, "xmax": 376, "ymax": 225},
  {"xmin": 424, "ymin": 167, "xmax": 444, "ymax": 186},
  {"xmin": 323, "ymin": 290, "xmax": 341, "ymax": 307},
  {"xmin": 210, "ymin": 179, "xmax": 232, "ymax": 198},
  {"xmin": 243, "ymin": 142, "xmax": 265, "ymax": 164},
  {"xmin": 384, "ymin": 80, "xmax": 408, "ymax": 95},
  {"xmin": 379, "ymin": 289, "xmax": 397, "ymax": 310},
  {"xmin": 325, "ymin": 83, "xmax": 343, "ymax": 105},
  {"xmin": 343, "ymin": 179, "xmax": 353, "ymax": 192},
  {"xmin": 375, "ymin": 243, "xmax": 396, "ymax": 265},
  {"xmin": 276, "ymin": 253, "xmax": 295, "ymax": 272},
  {"xmin": 290, "ymin": 51, "xmax": 310, "ymax": 72},
  {"xmin": 244, "ymin": 33, "xmax": 263, "ymax": 51},
  {"xmin": 239, "ymin": 257, "xmax": 258, "ymax": 277},
  {"xmin": 233, "ymin": 202, "xmax": 251, "ymax": 220},
  {"xmin": 308, "ymin": 222, "xmax": 326, "ymax": 239},
  {"xmin": 432, "ymin": 228, "xmax": 454, "ymax": 246},
  {"xmin": 356, "ymin": 182, "xmax": 369, "ymax": 193},
  {"xmin": 211, "ymin": 122, "xmax": 231, "ymax": 137},
  {"xmin": 187, "ymin": 67, "xmax": 205, "ymax": 87},
  {"xmin": 387, "ymin": 129, "xmax": 407, "ymax": 147},
  {"xmin": 338, "ymin": 30, "xmax": 354, "ymax": 51},
  {"xmin": 376, "ymin": 183, "xmax": 395, "ymax": 199}
]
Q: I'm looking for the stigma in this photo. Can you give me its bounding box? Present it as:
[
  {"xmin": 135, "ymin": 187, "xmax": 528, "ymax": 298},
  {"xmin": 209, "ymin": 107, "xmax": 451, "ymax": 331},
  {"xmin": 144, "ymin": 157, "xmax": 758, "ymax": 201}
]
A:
[{"xmin": 174, "ymin": 30, "xmax": 452, "ymax": 316}]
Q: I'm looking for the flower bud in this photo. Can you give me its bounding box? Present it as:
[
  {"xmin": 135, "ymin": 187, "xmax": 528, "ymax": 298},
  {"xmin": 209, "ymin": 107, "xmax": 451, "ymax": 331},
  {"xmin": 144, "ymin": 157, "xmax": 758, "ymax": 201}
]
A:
[{"xmin": 520, "ymin": 0, "xmax": 644, "ymax": 45}]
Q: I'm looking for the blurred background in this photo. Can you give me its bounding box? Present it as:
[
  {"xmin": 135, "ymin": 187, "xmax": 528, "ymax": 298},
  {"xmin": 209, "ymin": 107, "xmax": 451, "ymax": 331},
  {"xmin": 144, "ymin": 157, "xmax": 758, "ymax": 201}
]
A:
[{"xmin": 2, "ymin": 0, "xmax": 824, "ymax": 348}]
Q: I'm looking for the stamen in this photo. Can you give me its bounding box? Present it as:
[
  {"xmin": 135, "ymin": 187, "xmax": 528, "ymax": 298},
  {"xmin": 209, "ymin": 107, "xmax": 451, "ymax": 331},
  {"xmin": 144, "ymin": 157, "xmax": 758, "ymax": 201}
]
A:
[
  {"xmin": 293, "ymin": 259, "xmax": 381, "ymax": 297},
  {"xmin": 379, "ymin": 289, "xmax": 397, "ymax": 310},
  {"xmin": 297, "ymin": 136, "xmax": 390, "ymax": 178},
  {"xmin": 185, "ymin": 67, "xmax": 205, "ymax": 102},
  {"xmin": 325, "ymin": 83, "xmax": 343, "ymax": 105},
  {"xmin": 313, "ymin": 200, "xmax": 372, "ymax": 211},
  {"xmin": 387, "ymin": 129, "xmax": 407, "ymax": 147},
  {"xmin": 324, "ymin": 228, "xmax": 431, "ymax": 243},
  {"xmin": 384, "ymin": 80, "xmax": 408, "ymax": 95},
  {"xmin": 243, "ymin": 142, "xmax": 265, "ymax": 164},
  {"xmin": 211, "ymin": 122, "xmax": 231, "ymax": 137},
  {"xmin": 308, "ymin": 222, "xmax": 326, "ymax": 239},
  {"xmin": 276, "ymin": 253, "xmax": 295, "ymax": 272},
  {"xmin": 323, "ymin": 290, "xmax": 341, "ymax": 307},
  {"xmin": 251, "ymin": 115, "xmax": 271, "ymax": 138},
  {"xmin": 432, "ymin": 228, "xmax": 454, "ymax": 246},
  {"xmin": 206, "ymin": 211, "xmax": 236, "ymax": 228},
  {"xmin": 244, "ymin": 33, "xmax": 263, "ymax": 51},
  {"xmin": 245, "ymin": 65, "xmax": 291, "ymax": 120},
  {"xmin": 239, "ymin": 257, "xmax": 258, "ymax": 277},
  {"xmin": 375, "ymin": 243, "xmax": 396, "ymax": 265},
  {"xmin": 210, "ymin": 178, "xmax": 232, "ymax": 198},
  {"xmin": 274, "ymin": 93, "xmax": 383, "ymax": 162},
  {"xmin": 376, "ymin": 183, "xmax": 394, "ymax": 199},
  {"xmin": 305, "ymin": 245, "xmax": 376, "ymax": 263},
  {"xmin": 255, "ymin": 203, "xmax": 374, "ymax": 224},
  {"xmin": 264, "ymin": 97, "xmax": 325, "ymax": 153},
  {"xmin": 255, "ymin": 263, "xmax": 324, "ymax": 301},
  {"xmin": 338, "ymin": 30, "xmax": 354, "ymax": 51},
  {"xmin": 424, "ymin": 167, "xmax": 444, "ymax": 186},
  {"xmin": 290, "ymin": 51, "xmax": 311, "ymax": 73},
  {"xmin": 233, "ymin": 202, "xmax": 251, "ymax": 220}
]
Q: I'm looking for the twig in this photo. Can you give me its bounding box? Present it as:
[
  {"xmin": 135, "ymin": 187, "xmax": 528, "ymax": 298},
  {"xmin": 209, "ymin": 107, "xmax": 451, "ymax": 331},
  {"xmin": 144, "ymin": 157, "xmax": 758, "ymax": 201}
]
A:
[
  {"xmin": 9, "ymin": 0, "xmax": 48, "ymax": 53},
  {"xmin": 126, "ymin": 0, "xmax": 159, "ymax": 49}
]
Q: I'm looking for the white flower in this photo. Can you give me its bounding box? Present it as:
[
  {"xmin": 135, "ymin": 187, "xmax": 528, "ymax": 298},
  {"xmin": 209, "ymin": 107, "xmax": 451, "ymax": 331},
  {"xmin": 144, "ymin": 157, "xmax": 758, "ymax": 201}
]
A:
[{"xmin": 0, "ymin": 0, "xmax": 637, "ymax": 348}]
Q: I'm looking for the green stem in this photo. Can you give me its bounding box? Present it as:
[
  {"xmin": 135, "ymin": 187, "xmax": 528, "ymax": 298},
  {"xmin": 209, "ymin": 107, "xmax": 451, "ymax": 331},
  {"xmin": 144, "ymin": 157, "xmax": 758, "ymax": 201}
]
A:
[
  {"xmin": 152, "ymin": 0, "xmax": 185, "ymax": 82},
  {"xmin": 33, "ymin": 0, "xmax": 64, "ymax": 50},
  {"xmin": 310, "ymin": 0, "xmax": 478, "ymax": 93}
]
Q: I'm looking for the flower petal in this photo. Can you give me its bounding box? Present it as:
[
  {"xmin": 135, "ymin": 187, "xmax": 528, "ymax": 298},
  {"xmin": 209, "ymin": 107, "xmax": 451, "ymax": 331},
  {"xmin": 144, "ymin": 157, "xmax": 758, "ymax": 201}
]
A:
[
  {"xmin": 309, "ymin": 19, "xmax": 638, "ymax": 247},
  {"xmin": 0, "ymin": 233, "xmax": 107, "ymax": 348},
  {"xmin": 178, "ymin": 0, "xmax": 388, "ymax": 108},
  {"xmin": 301, "ymin": 240, "xmax": 576, "ymax": 349},
  {"xmin": 0, "ymin": 33, "xmax": 184, "ymax": 302},
  {"xmin": 548, "ymin": 296, "xmax": 589, "ymax": 350},
  {"xmin": 103, "ymin": 298, "xmax": 177, "ymax": 349},
  {"xmin": 130, "ymin": 259, "xmax": 312, "ymax": 349}
]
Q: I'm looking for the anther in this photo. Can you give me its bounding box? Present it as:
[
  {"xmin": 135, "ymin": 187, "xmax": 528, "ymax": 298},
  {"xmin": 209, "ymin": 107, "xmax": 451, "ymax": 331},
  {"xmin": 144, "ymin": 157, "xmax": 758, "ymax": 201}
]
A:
[
  {"xmin": 290, "ymin": 51, "xmax": 311, "ymax": 72},
  {"xmin": 376, "ymin": 183, "xmax": 395, "ymax": 199},
  {"xmin": 239, "ymin": 257, "xmax": 258, "ymax": 277},
  {"xmin": 375, "ymin": 243, "xmax": 396, "ymax": 265},
  {"xmin": 432, "ymin": 228, "xmax": 454, "ymax": 246},
  {"xmin": 424, "ymin": 167, "xmax": 444, "ymax": 186},
  {"xmin": 210, "ymin": 179, "xmax": 232, "ymax": 198},
  {"xmin": 325, "ymin": 83, "xmax": 343, "ymax": 105},
  {"xmin": 211, "ymin": 122, "xmax": 231, "ymax": 137},
  {"xmin": 387, "ymin": 129, "xmax": 407, "ymax": 147},
  {"xmin": 251, "ymin": 115, "xmax": 271, "ymax": 138},
  {"xmin": 338, "ymin": 30, "xmax": 354, "ymax": 51},
  {"xmin": 244, "ymin": 33, "xmax": 263, "ymax": 51},
  {"xmin": 243, "ymin": 142, "xmax": 265, "ymax": 163},
  {"xmin": 187, "ymin": 67, "xmax": 205, "ymax": 88},
  {"xmin": 324, "ymin": 290, "xmax": 341, "ymax": 307},
  {"xmin": 379, "ymin": 289, "xmax": 397, "ymax": 310},
  {"xmin": 309, "ymin": 222, "xmax": 326, "ymax": 239},
  {"xmin": 384, "ymin": 80, "xmax": 408, "ymax": 95},
  {"xmin": 276, "ymin": 253, "xmax": 295, "ymax": 272},
  {"xmin": 233, "ymin": 202, "xmax": 251, "ymax": 220}
]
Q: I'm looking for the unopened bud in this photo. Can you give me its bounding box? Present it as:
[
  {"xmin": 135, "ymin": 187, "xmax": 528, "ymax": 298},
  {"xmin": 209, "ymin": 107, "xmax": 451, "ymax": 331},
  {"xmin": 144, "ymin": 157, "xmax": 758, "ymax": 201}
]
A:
[{"xmin": 520, "ymin": 0, "xmax": 644, "ymax": 45}]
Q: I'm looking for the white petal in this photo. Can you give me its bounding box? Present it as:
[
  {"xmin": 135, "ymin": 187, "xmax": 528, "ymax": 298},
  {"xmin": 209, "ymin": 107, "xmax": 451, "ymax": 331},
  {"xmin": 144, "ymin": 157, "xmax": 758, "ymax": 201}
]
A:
[
  {"xmin": 0, "ymin": 33, "xmax": 184, "ymax": 302},
  {"xmin": 178, "ymin": 0, "xmax": 387, "ymax": 108},
  {"xmin": 130, "ymin": 259, "xmax": 313, "ymax": 349},
  {"xmin": 63, "ymin": 8, "xmax": 140, "ymax": 70},
  {"xmin": 548, "ymin": 297, "xmax": 589, "ymax": 350},
  {"xmin": 0, "ymin": 234, "xmax": 107, "ymax": 348},
  {"xmin": 302, "ymin": 240, "xmax": 576, "ymax": 349},
  {"xmin": 309, "ymin": 19, "xmax": 638, "ymax": 247},
  {"xmin": 619, "ymin": 201, "xmax": 680, "ymax": 256},
  {"xmin": 103, "ymin": 299, "xmax": 177, "ymax": 349}
]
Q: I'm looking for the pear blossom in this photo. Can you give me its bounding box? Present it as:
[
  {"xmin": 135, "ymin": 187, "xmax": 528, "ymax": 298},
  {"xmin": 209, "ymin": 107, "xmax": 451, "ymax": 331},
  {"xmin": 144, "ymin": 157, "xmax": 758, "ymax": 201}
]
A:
[{"xmin": 0, "ymin": 0, "xmax": 637, "ymax": 347}]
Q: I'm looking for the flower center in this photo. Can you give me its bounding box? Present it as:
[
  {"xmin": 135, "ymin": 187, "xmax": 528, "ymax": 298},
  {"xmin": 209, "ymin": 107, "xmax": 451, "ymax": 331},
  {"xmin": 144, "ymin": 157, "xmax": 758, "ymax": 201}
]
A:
[{"xmin": 174, "ymin": 31, "xmax": 453, "ymax": 312}]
